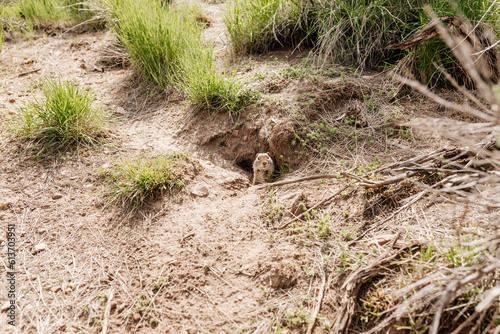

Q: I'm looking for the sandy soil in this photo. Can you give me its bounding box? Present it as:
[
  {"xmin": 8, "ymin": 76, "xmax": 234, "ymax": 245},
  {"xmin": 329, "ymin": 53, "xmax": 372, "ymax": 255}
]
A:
[{"xmin": 0, "ymin": 2, "xmax": 479, "ymax": 334}]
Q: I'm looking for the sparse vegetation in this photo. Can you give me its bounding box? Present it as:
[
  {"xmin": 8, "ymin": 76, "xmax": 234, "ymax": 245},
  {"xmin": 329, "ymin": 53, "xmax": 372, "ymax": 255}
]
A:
[
  {"xmin": 261, "ymin": 188, "xmax": 285, "ymax": 226},
  {"xmin": 9, "ymin": 78, "xmax": 110, "ymax": 156},
  {"xmin": 102, "ymin": 152, "xmax": 193, "ymax": 210},
  {"xmin": 286, "ymin": 307, "xmax": 310, "ymax": 328}
]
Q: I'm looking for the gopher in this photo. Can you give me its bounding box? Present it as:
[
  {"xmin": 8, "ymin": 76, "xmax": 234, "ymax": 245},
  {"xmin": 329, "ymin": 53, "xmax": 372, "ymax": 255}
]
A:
[{"xmin": 252, "ymin": 153, "xmax": 275, "ymax": 186}]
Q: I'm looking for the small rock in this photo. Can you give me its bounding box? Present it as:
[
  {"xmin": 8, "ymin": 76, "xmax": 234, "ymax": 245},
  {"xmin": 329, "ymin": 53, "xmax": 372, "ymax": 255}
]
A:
[
  {"xmin": 102, "ymin": 163, "xmax": 111, "ymax": 170},
  {"xmin": 52, "ymin": 232, "xmax": 57, "ymax": 237},
  {"xmin": 232, "ymin": 130, "xmax": 239, "ymax": 137},
  {"xmin": 52, "ymin": 193, "xmax": 63, "ymax": 200},
  {"xmin": 33, "ymin": 243, "xmax": 47, "ymax": 253},
  {"xmin": 190, "ymin": 185, "xmax": 209, "ymax": 197},
  {"xmin": 92, "ymin": 65, "xmax": 104, "ymax": 72},
  {"xmin": 64, "ymin": 287, "xmax": 73, "ymax": 294},
  {"xmin": 8, "ymin": 99, "xmax": 15, "ymax": 103},
  {"xmin": 243, "ymin": 135, "xmax": 248, "ymax": 141},
  {"xmin": 133, "ymin": 313, "xmax": 141, "ymax": 322},
  {"xmin": 1, "ymin": 301, "xmax": 11, "ymax": 312},
  {"xmin": 51, "ymin": 286, "xmax": 61, "ymax": 293},
  {"xmin": 37, "ymin": 228, "xmax": 47, "ymax": 234},
  {"xmin": 238, "ymin": 296, "xmax": 243, "ymax": 301}
]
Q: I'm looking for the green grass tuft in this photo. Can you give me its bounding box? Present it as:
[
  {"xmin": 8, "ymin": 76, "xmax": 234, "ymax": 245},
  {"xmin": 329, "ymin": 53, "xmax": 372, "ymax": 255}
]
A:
[
  {"xmin": 0, "ymin": 0, "xmax": 103, "ymax": 27},
  {"xmin": 106, "ymin": 0, "xmax": 252, "ymax": 114},
  {"xmin": 180, "ymin": 44, "xmax": 257, "ymax": 114},
  {"xmin": 9, "ymin": 78, "xmax": 110, "ymax": 156},
  {"xmin": 224, "ymin": 0, "xmax": 310, "ymax": 55},
  {"xmin": 102, "ymin": 152, "xmax": 192, "ymax": 210},
  {"xmin": 105, "ymin": 0, "xmax": 201, "ymax": 90}
]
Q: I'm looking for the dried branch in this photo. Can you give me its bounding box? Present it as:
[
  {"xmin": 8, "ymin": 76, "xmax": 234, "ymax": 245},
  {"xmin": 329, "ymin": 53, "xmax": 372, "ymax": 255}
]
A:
[
  {"xmin": 306, "ymin": 269, "xmax": 327, "ymax": 334},
  {"xmin": 333, "ymin": 244, "xmax": 421, "ymax": 334},
  {"xmin": 254, "ymin": 174, "xmax": 339, "ymax": 189}
]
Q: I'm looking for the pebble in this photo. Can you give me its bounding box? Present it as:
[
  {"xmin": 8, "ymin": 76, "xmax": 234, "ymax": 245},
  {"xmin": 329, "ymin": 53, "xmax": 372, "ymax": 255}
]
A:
[
  {"xmin": 64, "ymin": 287, "xmax": 73, "ymax": 294},
  {"xmin": 52, "ymin": 193, "xmax": 63, "ymax": 200},
  {"xmin": 133, "ymin": 313, "xmax": 141, "ymax": 322},
  {"xmin": 190, "ymin": 185, "xmax": 209, "ymax": 197},
  {"xmin": 37, "ymin": 228, "xmax": 47, "ymax": 234},
  {"xmin": 33, "ymin": 243, "xmax": 47, "ymax": 253}
]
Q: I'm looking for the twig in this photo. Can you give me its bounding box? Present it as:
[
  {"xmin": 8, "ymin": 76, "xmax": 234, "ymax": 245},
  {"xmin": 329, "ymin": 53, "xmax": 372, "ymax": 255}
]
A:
[
  {"xmin": 306, "ymin": 270, "xmax": 327, "ymax": 334},
  {"xmin": 356, "ymin": 172, "xmax": 419, "ymax": 189},
  {"xmin": 180, "ymin": 232, "xmax": 195, "ymax": 243},
  {"xmin": 395, "ymin": 166, "xmax": 482, "ymax": 175},
  {"xmin": 18, "ymin": 68, "xmax": 41, "ymax": 77},
  {"xmin": 254, "ymin": 174, "xmax": 339, "ymax": 189},
  {"xmin": 393, "ymin": 74, "xmax": 494, "ymax": 122},
  {"xmin": 278, "ymin": 183, "xmax": 351, "ymax": 229},
  {"xmin": 102, "ymin": 287, "xmax": 115, "ymax": 334}
]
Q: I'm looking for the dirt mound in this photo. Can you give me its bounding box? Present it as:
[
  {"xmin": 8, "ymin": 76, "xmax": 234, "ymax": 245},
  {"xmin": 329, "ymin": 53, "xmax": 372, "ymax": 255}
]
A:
[
  {"xmin": 296, "ymin": 81, "xmax": 368, "ymax": 121},
  {"xmin": 269, "ymin": 119, "xmax": 302, "ymax": 169},
  {"xmin": 260, "ymin": 261, "xmax": 299, "ymax": 289}
]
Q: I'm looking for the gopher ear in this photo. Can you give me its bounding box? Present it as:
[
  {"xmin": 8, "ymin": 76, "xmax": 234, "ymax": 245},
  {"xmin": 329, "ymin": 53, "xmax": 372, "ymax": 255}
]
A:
[{"xmin": 255, "ymin": 153, "xmax": 260, "ymax": 158}]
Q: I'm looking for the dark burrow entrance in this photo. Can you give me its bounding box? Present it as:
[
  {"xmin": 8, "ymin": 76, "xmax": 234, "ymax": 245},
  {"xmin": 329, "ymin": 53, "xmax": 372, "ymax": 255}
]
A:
[{"xmin": 235, "ymin": 158, "xmax": 254, "ymax": 174}]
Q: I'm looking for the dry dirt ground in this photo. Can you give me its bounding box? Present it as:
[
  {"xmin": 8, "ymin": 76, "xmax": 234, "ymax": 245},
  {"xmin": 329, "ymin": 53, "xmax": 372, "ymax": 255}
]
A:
[{"xmin": 0, "ymin": 3, "xmax": 479, "ymax": 334}]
